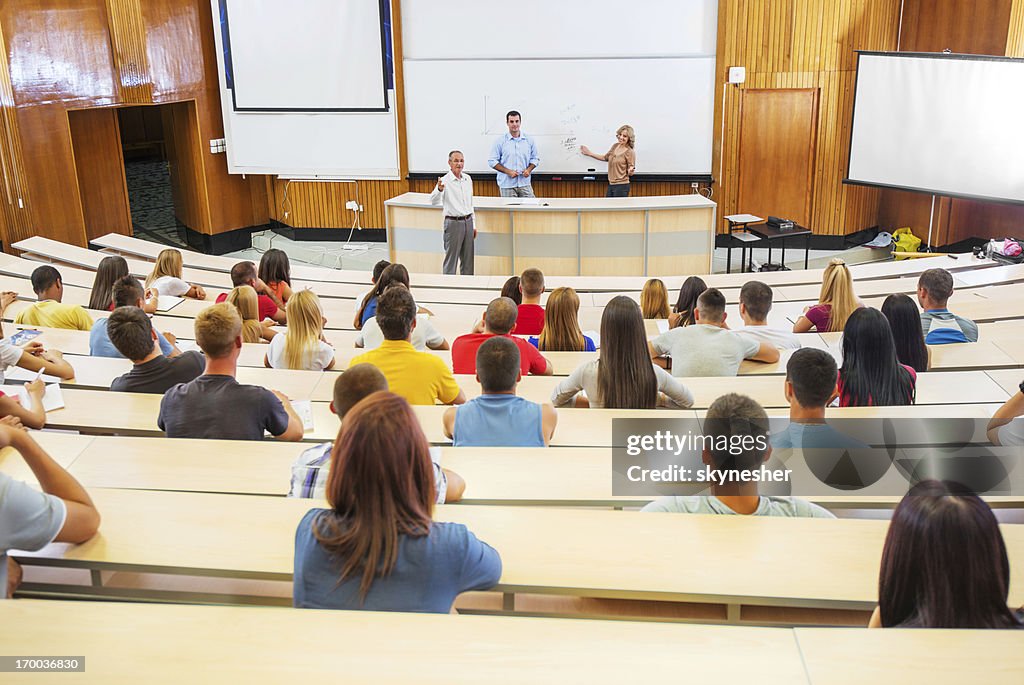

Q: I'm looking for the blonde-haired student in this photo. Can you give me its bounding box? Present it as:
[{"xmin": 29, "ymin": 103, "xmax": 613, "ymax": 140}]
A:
[
  {"xmin": 226, "ymin": 285, "xmax": 277, "ymax": 344},
  {"xmin": 265, "ymin": 289, "xmax": 335, "ymax": 371},
  {"xmin": 145, "ymin": 249, "xmax": 206, "ymax": 300},
  {"xmin": 792, "ymin": 258, "xmax": 859, "ymax": 333}
]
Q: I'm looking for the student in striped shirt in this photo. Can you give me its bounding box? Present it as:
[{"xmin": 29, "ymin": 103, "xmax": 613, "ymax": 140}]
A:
[
  {"xmin": 916, "ymin": 268, "xmax": 978, "ymax": 344},
  {"xmin": 288, "ymin": 364, "xmax": 465, "ymax": 502}
]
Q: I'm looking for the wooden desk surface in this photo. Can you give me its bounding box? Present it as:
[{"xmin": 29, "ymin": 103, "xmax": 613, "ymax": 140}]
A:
[
  {"xmin": 794, "ymin": 627, "xmax": 1024, "ymax": 685},
  {"xmin": 0, "ymin": 432, "xmax": 95, "ymax": 486},
  {"xmin": 0, "ymin": 600, "xmax": 809, "ymax": 684},
  {"xmin": 18, "ymin": 487, "xmax": 1024, "ymax": 610}
]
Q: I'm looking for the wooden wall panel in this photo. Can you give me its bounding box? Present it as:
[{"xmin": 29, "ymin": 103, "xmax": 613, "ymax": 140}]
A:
[
  {"xmin": 1009, "ymin": 0, "xmax": 1024, "ymax": 56},
  {"xmin": 713, "ymin": 0, "xmax": 900, "ymax": 237},
  {"xmin": 736, "ymin": 89, "xmax": 818, "ymax": 228},
  {"xmin": 104, "ymin": 0, "xmax": 153, "ymax": 103},
  {"xmin": 68, "ymin": 107, "xmax": 132, "ymax": 240},
  {"xmin": 899, "ymin": 0, "xmax": 1012, "ymax": 53},
  {"xmin": 0, "ymin": 21, "xmax": 32, "ymax": 248},
  {"xmin": 162, "ymin": 100, "xmax": 209, "ymax": 233}
]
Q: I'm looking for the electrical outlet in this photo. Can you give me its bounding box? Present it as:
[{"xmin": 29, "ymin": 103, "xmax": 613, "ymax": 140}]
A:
[{"xmin": 691, "ymin": 182, "xmax": 699, "ymax": 189}]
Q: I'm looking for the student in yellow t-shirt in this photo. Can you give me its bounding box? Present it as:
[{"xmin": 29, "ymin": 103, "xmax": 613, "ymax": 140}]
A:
[
  {"xmin": 349, "ymin": 285, "xmax": 465, "ymax": 406},
  {"xmin": 14, "ymin": 266, "xmax": 93, "ymax": 332}
]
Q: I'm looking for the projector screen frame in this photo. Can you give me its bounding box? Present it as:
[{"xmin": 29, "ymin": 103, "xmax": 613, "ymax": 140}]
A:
[
  {"xmin": 843, "ymin": 50, "xmax": 1024, "ymax": 207},
  {"xmin": 220, "ymin": 0, "xmax": 391, "ymax": 113}
]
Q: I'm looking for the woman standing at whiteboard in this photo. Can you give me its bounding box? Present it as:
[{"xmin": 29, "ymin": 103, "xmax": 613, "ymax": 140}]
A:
[{"xmin": 580, "ymin": 125, "xmax": 636, "ymax": 197}]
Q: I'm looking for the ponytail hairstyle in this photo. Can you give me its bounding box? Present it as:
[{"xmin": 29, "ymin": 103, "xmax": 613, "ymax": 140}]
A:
[
  {"xmin": 283, "ymin": 289, "xmax": 325, "ymax": 370},
  {"xmin": 226, "ymin": 285, "xmax": 263, "ymax": 344},
  {"xmin": 355, "ymin": 263, "xmax": 410, "ymax": 330},
  {"xmin": 89, "ymin": 255, "xmax": 130, "ymax": 310},
  {"xmin": 672, "ymin": 276, "xmax": 707, "ymax": 327},
  {"xmin": 537, "ymin": 287, "xmax": 587, "ymax": 352},
  {"xmin": 640, "ymin": 278, "xmax": 671, "ymax": 319},
  {"xmin": 146, "ymin": 249, "xmax": 184, "ymax": 287},
  {"xmin": 597, "ymin": 296, "xmax": 657, "ymax": 408},
  {"xmin": 881, "ymin": 293, "xmax": 928, "ymax": 373},
  {"xmin": 818, "ymin": 258, "xmax": 858, "ymax": 332},
  {"xmin": 839, "ymin": 307, "xmax": 915, "ymax": 407}
]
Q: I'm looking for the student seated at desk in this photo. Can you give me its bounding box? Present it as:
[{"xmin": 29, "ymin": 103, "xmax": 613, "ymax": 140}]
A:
[
  {"xmin": 290, "ymin": 364, "xmax": 465, "ymax": 502},
  {"xmin": 214, "ymin": 261, "xmax": 286, "ymax": 325},
  {"xmin": 145, "ymin": 249, "xmax": 206, "ymax": 300},
  {"xmin": 88, "ymin": 255, "xmax": 155, "ymax": 314},
  {"xmin": 0, "ymin": 331, "xmax": 74, "ymax": 384},
  {"xmin": 258, "ymin": 248, "xmax": 294, "ymax": 306},
  {"xmin": 1, "ymin": 426, "xmax": 100, "ymax": 598},
  {"xmin": 444, "ymin": 337, "xmax": 556, "ymax": 447},
  {"xmin": 917, "ymin": 267, "xmax": 978, "ymax": 344},
  {"xmin": 772, "ymin": 348, "xmax": 868, "ymax": 451},
  {"xmin": 640, "ymin": 278, "xmax": 671, "ymax": 320},
  {"xmin": 515, "ymin": 268, "xmax": 546, "ymax": 335},
  {"xmin": 734, "ymin": 281, "xmax": 801, "ymax": 350},
  {"xmin": 293, "ymin": 392, "xmax": 500, "ymax": 613},
  {"xmin": 837, "ymin": 308, "xmax": 916, "ymax": 407},
  {"xmin": 986, "ymin": 380, "xmax": 1024, "ymax": 446},
  {"xmin": 350, "ymin": 287, "xmax": 465, "ymax": 407},
  {"xmin": 555, "ymin": 296, "xmax": 692, "ymax": 409},
  {"xmin": 500, "ymin": 275, "xmax": 521, "ymax": 305},
  {"xmin": 14, "ymin": 266, "xmax": 93, "ymax": 332},
  {"xmin": 225, "ymin": 286, "xmax": 277, "ymax": 344},
  {"xmin": 452, "ymin": 297, "xmax": 551, "ymax": 376},
  {"xmin": 158, "ymin": 304, "xmax": 303, "ymax": 441},
  {"xmin": 792, "ymin": 258, "xmax": 859, "ymax": 333},
  {"xmin": 354, "ymin": 263, "xmax": 407, "ymax": 330},
  {"xmin": 649, "ymin": 288, "xmax": 779, "ymax": 377},
  {"xmin": 668, "ymin": 276, "xmax": 706, "ymax": 328},
  {"xmin": 265, "ymin": 290, "xmax": 335, "ymax": 371},
  {"xmin": 357, "ymin": 283, "xmax": 448, "ymax": 352},
  {"xmin": 90, "ymin": 276, "xmax": 179, "ymax": 359},
  {"xmin": 529, "ymin": 287, "xmax": 596, "ymax": 352},
  {"xmin": 881, "ymin": 293, "xmax": 930, "ymax": 372},
  {"xmin": 869, "ymin": 480, "xmax": 1022, "ymax": 629},
  {"xmin": 107, "ymin": 307, "xmax": 204, "ymax": 394},
  {"xmin": 642, "ymin": 393, "xmax": 834, "ymax": 518},
  {"xmin": 0, "ymin": 377, "xmax": 48, "ymax": 430}
]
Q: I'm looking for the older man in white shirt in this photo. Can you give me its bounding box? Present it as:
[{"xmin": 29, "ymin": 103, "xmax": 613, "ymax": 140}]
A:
[{"xmin": 430, "ymin": 150, "xmax": 476, "ymax": 275}]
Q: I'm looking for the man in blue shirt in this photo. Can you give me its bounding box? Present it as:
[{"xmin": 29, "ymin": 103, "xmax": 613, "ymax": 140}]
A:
[
  {"xmin": 916, "ymin": 268, "xmax": 978, "ymax": 344},
  {"xmin": 488, "ymin": 110, "xmax": 540, "ymax": 198}
]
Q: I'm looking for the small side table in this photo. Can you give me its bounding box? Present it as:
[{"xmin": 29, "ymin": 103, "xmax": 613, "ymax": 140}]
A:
[
  {"xmin": 724, "ymin": 214, "xmax": 764, "ymax": 274},
  {"xmin": 747, "ymin": 223, "xmax": 813, "ymax": 271}
]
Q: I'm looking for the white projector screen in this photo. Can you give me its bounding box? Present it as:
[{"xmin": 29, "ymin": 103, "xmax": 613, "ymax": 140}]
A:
[
  {"xmin": 223, "ymin": 0, "xmax": 387, "ymax": 112},
  {"xmin": 401, "ymin": 0, "xmax": 718, "ymax": 177},
  {"xmin": 847, "ymin": 52, "xmax": 1024, "ymax": 204}
]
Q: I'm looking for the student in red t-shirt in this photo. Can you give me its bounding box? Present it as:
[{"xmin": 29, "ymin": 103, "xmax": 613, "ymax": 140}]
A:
[
  {"xmin": 452, "ymin": 297, "xmax": 552, "ymax": 376},
  {"xmin": 515, "ymin": 268, "xmax": 546, "ymax": 335},
  {"xmin": 214, "ymin": 261, "xmax": 287, "ymax": 325}
]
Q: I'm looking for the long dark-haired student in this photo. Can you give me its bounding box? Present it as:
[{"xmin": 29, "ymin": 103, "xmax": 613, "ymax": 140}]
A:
[
  {"xmin": 837, "ymin": 307, "xmax": 916, "ymax": 407},
  {"xmin": 354, "ymin": 263, "xmax": 410, "ymax": 330},
  {"xmin": 552, "ymin": 296, "xmax": 693, "ymax": 408},
  {"xmin": 881, "ymin": 293, "xmax": 930, "ymax": 372},
  {"xmin": 293, "ymin": 392, "xmax": 501, "ymax": 613},
  {"xmin": 669, "ymin": 276, "xmax": 706, "ymax": 328},
  {"xmin": 870, "ymin": 480, "xmax": 1022, "ymax": 629}
]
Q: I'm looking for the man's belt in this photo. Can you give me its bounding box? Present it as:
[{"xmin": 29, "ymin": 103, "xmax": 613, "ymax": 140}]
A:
[{"xmin": 445, "ymin": 214, "xmax": 472, "ymax": 221}]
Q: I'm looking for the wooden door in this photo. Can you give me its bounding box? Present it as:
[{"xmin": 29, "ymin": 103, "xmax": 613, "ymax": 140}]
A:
[{"xmin": 736, "ymin": 89, "xmax": 818, "ymax": 228}]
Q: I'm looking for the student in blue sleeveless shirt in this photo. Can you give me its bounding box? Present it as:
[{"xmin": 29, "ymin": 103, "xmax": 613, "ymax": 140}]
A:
[{"xmin": 443, "ymin": 336, "xmax": 557, "ymax": 447}]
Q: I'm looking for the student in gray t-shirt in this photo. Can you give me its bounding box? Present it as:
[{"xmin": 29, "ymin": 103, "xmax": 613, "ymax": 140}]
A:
[
  {"xmin": 157, "ymin": 303, "xmax": 304, "ymax": 442},
  {"xmin": 107, "ymin": 306, "xmax": 204, "ymax": 394},
  {"xmin": 641, "ymin": 393, "xmax": 834, "ymax": 518},
  {"xmin": 0, "ymin": 427, "xmax": 100, "ymax": 597},
  {"xmin": 648, "ymin": 288, "xmax": 779, "ymax": 377},
  {"xmin": 733, "ymin": 280, "xmax": 803, "ymax": 350}
]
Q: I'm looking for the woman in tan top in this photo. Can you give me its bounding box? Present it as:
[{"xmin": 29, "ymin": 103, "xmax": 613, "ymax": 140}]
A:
[{"xmin": 580, "ymin": 124, "xmax": 636, "ymax": 197}]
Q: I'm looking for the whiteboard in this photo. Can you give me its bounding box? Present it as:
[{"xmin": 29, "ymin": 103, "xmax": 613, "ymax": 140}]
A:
[
  {"xmin": 224, "ymin": 0, "xmax": 387, "ymax": 111},
  {"xmin": 403, "ymin": 58, "xmax": 716, "ymax": 176},
  {"xmin": 401, "ymin": 0, "xmax": 716, "ymax": 59},
  {"xmin": 848, "ymin": 52, "xmax": 1024, "ymax": 203},
  {"xmin": 210, "ymin": 0, "xmax": 399, "ymax": 178}
]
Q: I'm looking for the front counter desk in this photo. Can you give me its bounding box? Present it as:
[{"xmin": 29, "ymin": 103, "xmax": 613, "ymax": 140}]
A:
[{"xmin": 385, "ymin": 193, "xmax": 716, "ymax": 277}]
